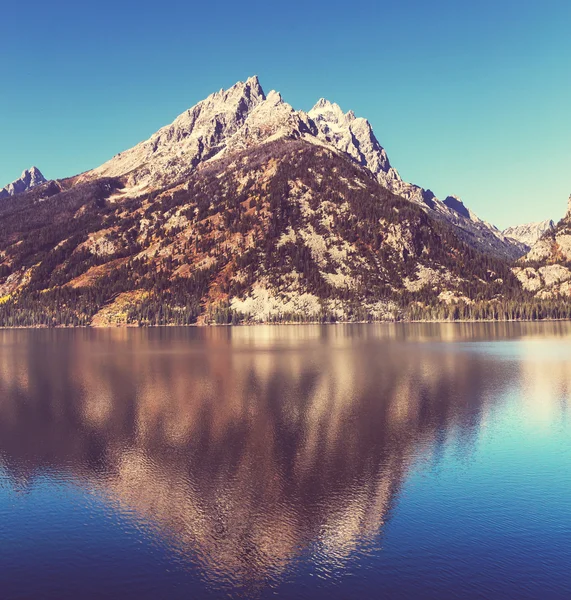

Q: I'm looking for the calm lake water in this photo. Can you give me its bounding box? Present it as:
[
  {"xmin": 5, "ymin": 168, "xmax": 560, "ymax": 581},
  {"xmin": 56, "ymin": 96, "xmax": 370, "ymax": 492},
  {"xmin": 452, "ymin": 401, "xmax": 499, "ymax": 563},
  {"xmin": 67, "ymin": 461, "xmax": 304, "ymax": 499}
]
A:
[{"xmin": 0, "ymin": 323, "xmax": 570, "ymax": 599}]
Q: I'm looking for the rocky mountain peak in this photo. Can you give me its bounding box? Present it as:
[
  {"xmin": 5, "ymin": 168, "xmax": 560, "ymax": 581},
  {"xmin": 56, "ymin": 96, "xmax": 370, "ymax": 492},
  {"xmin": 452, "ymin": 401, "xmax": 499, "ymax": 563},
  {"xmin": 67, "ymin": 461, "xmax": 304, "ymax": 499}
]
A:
[
  {"xmin": 208, "ymin": 74, "xmax": 266, "ymax": 106},
  {"xmin": 0, "ymin": 166, "xmax": 47, "ymax": 199},
  {"xmin": 81, "ymin": 76, "xmax": 526, "ymax": 260},
  {"xmin": 221, "ymin": 89, "xmax": 315, "ymax": 154},
  {"xmin": 309, "ymin": 98, "xmax": 350, "ymax": 123},
  {"xmin": 308, "ymin": 98, "xmax": 392, "ymax": 175},
  {"xmin": 443, "ymin": 195, "xmax": 470, "ymax": 219},
  {"xmin": 92, "ymin": 76, "xmax": 268, "ymax": 185}
]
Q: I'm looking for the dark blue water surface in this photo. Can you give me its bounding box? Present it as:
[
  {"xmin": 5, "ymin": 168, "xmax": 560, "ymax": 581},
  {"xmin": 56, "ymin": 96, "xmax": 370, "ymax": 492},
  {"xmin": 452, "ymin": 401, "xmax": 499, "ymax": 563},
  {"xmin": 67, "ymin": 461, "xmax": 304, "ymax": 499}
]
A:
[{"xmin": 0, "ymin": 323, "xmax": 570, "ymax": 599}]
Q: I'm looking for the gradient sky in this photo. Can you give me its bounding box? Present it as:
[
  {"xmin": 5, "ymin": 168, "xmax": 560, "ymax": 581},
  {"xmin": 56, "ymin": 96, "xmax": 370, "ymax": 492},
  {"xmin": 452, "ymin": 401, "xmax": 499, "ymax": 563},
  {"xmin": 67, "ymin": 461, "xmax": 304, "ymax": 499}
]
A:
[{"xmin": 1, "ymin": 0, "xmax": 570, "ymax": 228}]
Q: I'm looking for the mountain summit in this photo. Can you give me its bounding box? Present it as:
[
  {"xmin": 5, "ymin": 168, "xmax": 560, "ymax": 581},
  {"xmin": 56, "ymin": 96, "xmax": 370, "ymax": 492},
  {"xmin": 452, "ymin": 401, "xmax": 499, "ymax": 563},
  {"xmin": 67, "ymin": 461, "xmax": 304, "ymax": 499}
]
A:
[
  {"xmin": 0, "ymin": 167, "xmax": 46, "ymax": 199},
  {"xmin": 91, "ymin": 76, "xmax": 268, "ymax": 186}
]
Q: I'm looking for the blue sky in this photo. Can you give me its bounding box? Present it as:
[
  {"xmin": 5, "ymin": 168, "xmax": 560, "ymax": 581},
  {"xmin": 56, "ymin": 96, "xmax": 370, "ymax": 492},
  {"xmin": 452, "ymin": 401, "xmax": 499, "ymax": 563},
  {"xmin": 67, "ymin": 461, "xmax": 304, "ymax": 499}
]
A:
[{"xmin": 1, "ymin": 0, "xmax": 570, "ymax": 228}]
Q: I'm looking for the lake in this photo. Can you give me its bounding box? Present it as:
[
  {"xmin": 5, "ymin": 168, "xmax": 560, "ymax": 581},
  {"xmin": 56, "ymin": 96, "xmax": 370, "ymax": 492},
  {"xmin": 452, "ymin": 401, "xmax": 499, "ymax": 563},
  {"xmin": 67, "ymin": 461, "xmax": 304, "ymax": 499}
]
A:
[{"xmin": 0, "ymin": 323, "xmax": 570, "ymax": 599}]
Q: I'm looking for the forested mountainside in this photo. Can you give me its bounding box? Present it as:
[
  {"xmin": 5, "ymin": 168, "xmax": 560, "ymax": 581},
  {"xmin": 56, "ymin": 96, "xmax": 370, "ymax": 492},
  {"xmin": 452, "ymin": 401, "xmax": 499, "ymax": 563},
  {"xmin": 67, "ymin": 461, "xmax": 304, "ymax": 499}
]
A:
[
  {"xmin": 0, "ymin": 77, "xmax": 567, "ymax": 327},
  {"xmin": 0, "ymin": 139, "xmax": 540, "ymax": 327}
]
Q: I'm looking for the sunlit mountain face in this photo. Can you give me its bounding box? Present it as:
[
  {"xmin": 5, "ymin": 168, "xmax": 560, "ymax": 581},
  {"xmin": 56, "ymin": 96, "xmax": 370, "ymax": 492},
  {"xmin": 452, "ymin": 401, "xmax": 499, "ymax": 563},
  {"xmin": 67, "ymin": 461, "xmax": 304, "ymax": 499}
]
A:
[{"xmin": 0, "ymin": 325, "xmax": 570, "ymax": 598}]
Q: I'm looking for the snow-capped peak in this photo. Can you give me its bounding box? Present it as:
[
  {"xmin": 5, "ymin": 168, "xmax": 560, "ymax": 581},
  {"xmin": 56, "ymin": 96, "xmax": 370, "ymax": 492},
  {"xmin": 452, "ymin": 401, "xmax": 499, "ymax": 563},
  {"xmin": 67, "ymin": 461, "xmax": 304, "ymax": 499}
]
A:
[{"xmin": 0, "ymin": 166, "xmax": 47, "ymax": 199}]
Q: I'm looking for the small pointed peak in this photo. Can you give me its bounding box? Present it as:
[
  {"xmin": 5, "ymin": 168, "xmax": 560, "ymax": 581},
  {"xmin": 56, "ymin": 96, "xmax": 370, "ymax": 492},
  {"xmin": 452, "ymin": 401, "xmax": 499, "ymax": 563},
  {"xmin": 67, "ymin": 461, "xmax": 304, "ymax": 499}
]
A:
[
  {"xmin": 211, "ymin": 76, "xmax": 266, "ymax": 102},
  {"xmin": 443, "ymin": 195, "xmax": 470, "ymax": 219},
  {"xmin": 309, "ymin": 98, "xmax": 345, "ymax": 122},
  {"xmin": 22, "ymin": 166, "xmax": 41, "ymax": 177},
  {"xmin": 265, "ymin": 90, "xmax": 283, "ymax": 104},
  {"xmin": 312, "ymin": 98, "xmax": 332, "ymax": 111},
  {"xmin": 243, "ymin": 75, "xmax": 265, "ymax": 96},
  {"xmin": 20, "ymin": 166, "xmax": 45, "ymax": 182},
  {"xmin": 0, "ymin": 166, "xmax": 46, "ymax": 198}
]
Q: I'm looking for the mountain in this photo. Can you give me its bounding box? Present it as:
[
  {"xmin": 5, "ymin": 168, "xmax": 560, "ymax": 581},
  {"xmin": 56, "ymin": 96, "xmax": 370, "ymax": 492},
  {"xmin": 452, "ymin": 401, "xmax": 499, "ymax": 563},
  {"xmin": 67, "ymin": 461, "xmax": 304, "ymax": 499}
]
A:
[
  {"xmin": 306, "ymin": 101, "xmax": 526, "ymax": 261},
  {"xmin": 503, "ymin": 219, "xmax": 555, "ymax": 248},
  {"xmin": 0, "ymin": 167, "xmax": 46, "ymax": 199},
  {"xmin": 0, "ymin": 137, "xmax": 523, "ymax": 326},
  {"xmin": 513, "ymin": 197, "xmax": 571, "ymax": 297},
  {"xmin": 84, "ymin": 77, "xmax": 524, "ymax": 261},
  {"xmin": 0, "ymin": 77, "xmax": 556, "ymax": 327}
]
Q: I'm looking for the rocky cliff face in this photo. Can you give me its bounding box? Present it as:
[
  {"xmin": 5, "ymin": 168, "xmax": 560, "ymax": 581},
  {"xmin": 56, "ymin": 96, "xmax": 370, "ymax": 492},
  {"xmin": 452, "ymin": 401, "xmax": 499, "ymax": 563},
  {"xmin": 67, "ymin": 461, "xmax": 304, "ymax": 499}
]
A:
[{"xmin": 0, "ymin": 167, "xmax": 46, "ymax": 199}]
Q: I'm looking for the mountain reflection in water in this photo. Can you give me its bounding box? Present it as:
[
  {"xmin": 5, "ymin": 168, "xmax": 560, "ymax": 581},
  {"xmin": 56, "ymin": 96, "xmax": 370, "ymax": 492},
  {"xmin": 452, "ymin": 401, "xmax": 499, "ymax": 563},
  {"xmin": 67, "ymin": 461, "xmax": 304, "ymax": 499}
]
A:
[{"xmin": 0, "ymin": 323, "xmax": 570, "ymax": 598}]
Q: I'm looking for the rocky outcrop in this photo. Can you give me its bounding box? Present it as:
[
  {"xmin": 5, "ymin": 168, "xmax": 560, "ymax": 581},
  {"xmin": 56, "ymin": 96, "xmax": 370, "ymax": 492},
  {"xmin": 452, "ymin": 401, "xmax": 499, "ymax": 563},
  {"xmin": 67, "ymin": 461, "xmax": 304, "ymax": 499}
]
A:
[{"xmin": 0, "ymin": 167, "xmax": 46, "ymax": 199}]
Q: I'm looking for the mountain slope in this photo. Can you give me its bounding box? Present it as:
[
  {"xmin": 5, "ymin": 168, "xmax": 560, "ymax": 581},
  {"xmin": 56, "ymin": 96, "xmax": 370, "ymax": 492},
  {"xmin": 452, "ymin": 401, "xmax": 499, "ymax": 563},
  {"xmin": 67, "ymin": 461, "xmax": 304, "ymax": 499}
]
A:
[
  {"xmin": 513, "ymin": 197, "xmax": 571, "ymax": 297},
  {"xmin": 0, "ymin": 167, "xmax": 46, "ymax": 199},
  {"xmin": 2, "ymin": 76, "xmax": 555, "ymax": 326},
  {"xmin": 0, "ymin": 138, "xmax": 522, "ymax": 326}
]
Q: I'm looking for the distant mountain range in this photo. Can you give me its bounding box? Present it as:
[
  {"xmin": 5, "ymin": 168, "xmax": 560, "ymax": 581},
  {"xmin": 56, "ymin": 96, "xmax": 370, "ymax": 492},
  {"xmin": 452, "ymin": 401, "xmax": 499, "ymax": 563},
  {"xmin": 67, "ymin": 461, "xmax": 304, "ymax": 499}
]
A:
[
  {"xmin": 0, "ymin": 77, "xmax": 568, "ymax": 326},
  {"xmin": 503, "ymin": 220, "xmax": 555, "ymax": 248}
]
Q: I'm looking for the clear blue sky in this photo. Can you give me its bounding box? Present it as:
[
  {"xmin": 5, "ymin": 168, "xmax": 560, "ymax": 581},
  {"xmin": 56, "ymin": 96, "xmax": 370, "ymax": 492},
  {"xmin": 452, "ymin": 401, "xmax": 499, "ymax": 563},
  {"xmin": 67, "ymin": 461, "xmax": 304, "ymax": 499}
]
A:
[{"xmin": 1, "ymin": 0, "xmax": 570, "ymax": 228}]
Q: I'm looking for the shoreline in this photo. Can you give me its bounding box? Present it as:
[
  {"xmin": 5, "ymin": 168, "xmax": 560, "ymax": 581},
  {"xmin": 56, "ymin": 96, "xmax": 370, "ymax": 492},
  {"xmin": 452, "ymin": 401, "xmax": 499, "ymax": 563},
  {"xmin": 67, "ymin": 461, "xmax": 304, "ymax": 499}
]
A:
[{"xmin": 2, "ymin": 318, "xmax": 571, "ymax": 330}]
